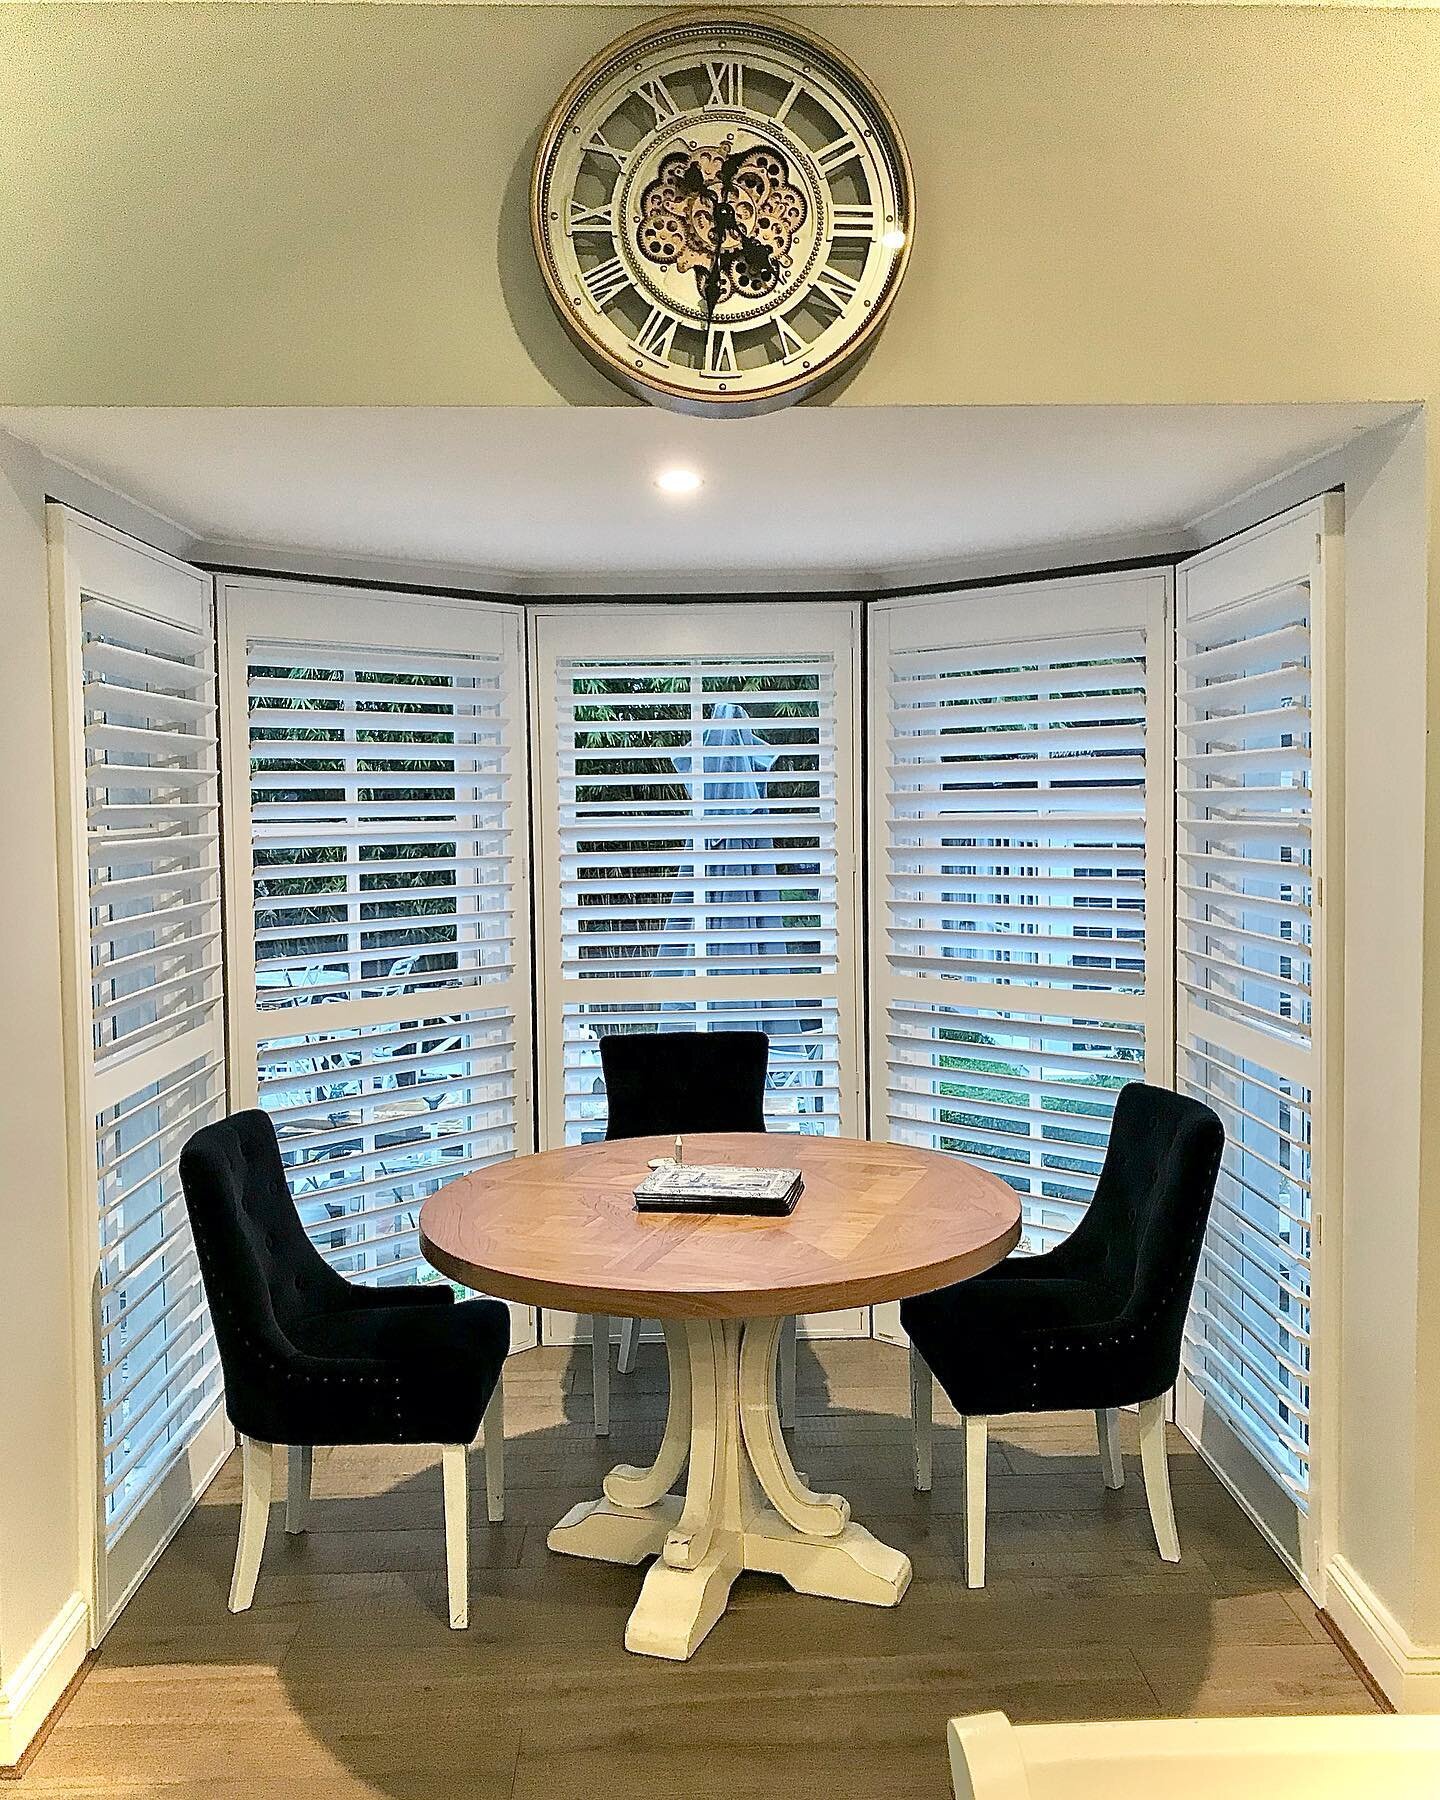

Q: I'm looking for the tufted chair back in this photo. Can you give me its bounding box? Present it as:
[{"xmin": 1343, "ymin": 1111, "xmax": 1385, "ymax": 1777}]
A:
[
  {"xmin": 598, "ymin": 1030, "xmax": 769, "ymax": 1140},
  {"xmin": 1050, "ymin": 1081, "xmax": 1223, "ymax": 1379},
  {"xmin": 179, "ymin": 1110, "xmax": 357, "ymax": 1394}
]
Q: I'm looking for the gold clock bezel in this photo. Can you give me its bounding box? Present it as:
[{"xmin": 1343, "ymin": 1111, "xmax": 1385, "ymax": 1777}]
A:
[{"xmin": 530, "ymin": 8, "xmax": 915, "ymax": 416}]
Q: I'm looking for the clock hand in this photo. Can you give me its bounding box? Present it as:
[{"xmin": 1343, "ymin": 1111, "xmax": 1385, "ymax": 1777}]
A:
[
  {"xmin": 702, "ymin": 146, "xmax": 749, "ymax": 326},
  {"xmin": 701, "ymin": 209, "xmax": 728, "ymax": 326}
]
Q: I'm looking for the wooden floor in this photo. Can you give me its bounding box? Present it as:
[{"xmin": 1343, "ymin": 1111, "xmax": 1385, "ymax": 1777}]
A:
[{"xmin": 15, "ymin": 1339, "xmax": 1375, "ymax": 1798}]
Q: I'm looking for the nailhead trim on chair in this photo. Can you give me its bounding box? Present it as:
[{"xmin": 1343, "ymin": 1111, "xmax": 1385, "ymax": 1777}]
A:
[
  {"xmin": 190, "ymin": 1197, "xmax": 436, "ymax": 1443},
  {"xmin": 1019, "ymin": 1147, "xmax": 1223, "ymax": 1407}
]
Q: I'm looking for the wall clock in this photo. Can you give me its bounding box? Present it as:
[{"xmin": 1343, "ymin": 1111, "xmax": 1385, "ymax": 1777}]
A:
[{"xmin": 531, "ymin": 10, "xmax": 913, "ymax": 415}]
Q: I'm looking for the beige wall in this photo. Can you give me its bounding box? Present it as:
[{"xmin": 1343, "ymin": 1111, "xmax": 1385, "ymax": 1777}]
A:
[
  {"xmin": 1, "ymin": 0, "xmax": 1440, "ymax": 1710},
  {"xmin": 0, "ymin": 5, "xmax": 1437, "ymax": 409},
  {"xmin": 1334, "ymin": 415, "xmax": 1431, "ymax": 1644}
]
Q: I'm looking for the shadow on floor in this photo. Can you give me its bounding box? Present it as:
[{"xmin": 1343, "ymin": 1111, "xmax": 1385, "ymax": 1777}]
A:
[{"xmin": 21, "ymin": 1340, "xmax": 1370, "ymax": 1800}]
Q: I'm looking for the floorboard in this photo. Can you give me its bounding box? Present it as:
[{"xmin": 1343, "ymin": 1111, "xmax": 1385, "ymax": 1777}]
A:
[{"xmin": 12, "ymin": 1339, "xmax": 1376, "ymax": 1797}]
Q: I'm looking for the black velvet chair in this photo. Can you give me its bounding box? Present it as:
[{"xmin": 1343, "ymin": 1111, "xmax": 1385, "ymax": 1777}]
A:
[
  {"xmin": 590, "ymin": 1031, "xmax": 778, "ymax": 1431},
  {"xmin": 599, "ymin": 1029, "xmax": 770, "ymax": 1139},
  {"xmin": 178, "ymin": 1109, "xmax": 509, "ymax": 1628},
  {"xmin": 901, "ymin": 1082, "xmax": 1223, "ymax": 1585}
]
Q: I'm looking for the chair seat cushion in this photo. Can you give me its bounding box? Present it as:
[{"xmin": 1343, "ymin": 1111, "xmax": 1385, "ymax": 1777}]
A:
[
  {"xmin": 231, "ymin": 1292, "xmax": 509, "ymax": 1447},
  {"xmin": 901, "ymin": 1271, "xmax": 1167, "ymax": 1416}
]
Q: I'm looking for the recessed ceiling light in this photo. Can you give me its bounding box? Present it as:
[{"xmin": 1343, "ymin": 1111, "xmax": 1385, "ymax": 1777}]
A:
[
  {"xmin": 881, "ymin": 227, "xmax": 907, "ymax": 252},
  {"xmin": 655, "ymin": 466, "xmax": 703, "ymax": 496}
]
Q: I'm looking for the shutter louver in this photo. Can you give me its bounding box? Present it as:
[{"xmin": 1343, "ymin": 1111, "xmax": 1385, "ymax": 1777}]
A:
[
  {"xmin": 550, "ymin": 647, "xmax": 851, "ymax": 1141},
  {"xmin": 1177, "ymin": 505, "xmax": 1332, "ymax": 1516},
  {"xmin": 872, "ymin": 577, "xmax": 1167, "ymax": 1254}
]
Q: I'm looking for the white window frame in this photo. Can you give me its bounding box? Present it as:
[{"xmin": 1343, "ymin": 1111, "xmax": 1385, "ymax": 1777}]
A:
[
  {"xmin": 866, "ymin": 569, "xmax": 1174, "ymax": 1341},
  {"xmin": 529, "ymin": 600, "xmax": 865, "ymax": 1342},
  {"xmin": 1172, "ymin": 495, "xmax": 1343, "ymax": 1596},
  {"xmin": 48, "ymin": 505, "xmax": 231, "ymax": 1638},
  {"xmin": 217, "ymin": 576, "xmax": 538, "ymax": 1351}
]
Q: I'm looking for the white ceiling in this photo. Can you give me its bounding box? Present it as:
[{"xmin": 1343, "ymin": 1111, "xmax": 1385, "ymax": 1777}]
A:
[{"xmin": 0, "ymin": 404, "xmax": 1401, "ymax": 591}]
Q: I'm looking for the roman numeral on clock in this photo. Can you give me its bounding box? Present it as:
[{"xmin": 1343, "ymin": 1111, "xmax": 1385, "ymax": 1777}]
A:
[
  {"xmin": 816, "ymin": 132, "xmax": 860, "ymax": 177},
  {"xmin": 582, "ymin": 128, "xmax": 626, "ymax": 167},
  {"xmin": 774, "ymin": 314, "xmax": 808, "ymax": 361},
  {"xmin": 830, "ymin": 203, "xmax": 877, "ymax": 241},
  {"xmin": 635, "ymin": 77, "xmax": 678, "ymax": 128},
  {"xmin": 634, "ymin": 307, "xmax": 679, "ymax": 363},
  {"xmin": 773, "ymin": 78, "xmax": 805, "ymax": 124},
  {"xmin": 704, "ymin": 326, "xmax": 738, "ymax": 376},
  {"xmin": 706, "ymin": 60, "xmax": 744, "ymax": 107},
  {"xmin": 582, "ymin": 256, "xmax": 632, "ymax": 310},
  {"xmin": 567, "ymin": 200, "xmax": 615, "ymax": 236},
  {"xmin": 810, "ymin": 265, "xmax": 861, "ymax": 317}
]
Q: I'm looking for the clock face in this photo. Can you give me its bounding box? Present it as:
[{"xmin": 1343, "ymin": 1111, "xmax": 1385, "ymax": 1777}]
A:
[{"xmin": 531, "ymin": 11, "xmax": 913, "ymax": 415}]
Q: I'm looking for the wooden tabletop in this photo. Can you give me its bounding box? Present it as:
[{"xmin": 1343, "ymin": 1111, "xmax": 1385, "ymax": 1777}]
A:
[{"xmin": 419, "ymin": 1133, "xmax": 1022, "ymax": 1319}]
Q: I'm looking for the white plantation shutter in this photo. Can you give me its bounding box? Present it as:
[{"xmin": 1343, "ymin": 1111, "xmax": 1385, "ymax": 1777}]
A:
[
  {"xmin": 871, "ymin": 573, "xmax": 1169, "ymax": 1254},
  {"xmin": 49, "ymin": 507, "xmax": 230, "ymax": 1632},
  {"xmin": 220, "ymin": 581, "xmax": 534, "ymax": 1342},
  {"xmin": 1175, "ymin": 497, "xmax": 1340, "ymax": 1566},
  {"xmin": 535, "ymin": 611, "xmax": 861, "ymax": 1147}
]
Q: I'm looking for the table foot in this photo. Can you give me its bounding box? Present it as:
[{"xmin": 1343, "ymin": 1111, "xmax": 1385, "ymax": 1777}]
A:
[
  {"xmin": 746, "ymin": 1509, "xmax": 913, "ymax": 1607},
  {"xmin": 547, "ymin": 1493, "xmax": 680, "ymax": 1565},
  {"xmin": 625, "ymin": 1534, "xmax": 743, "ymax": 1660},
  {"xmin": 548, "ymin": 1316, "xmax": 913, "ymax": 1659}
]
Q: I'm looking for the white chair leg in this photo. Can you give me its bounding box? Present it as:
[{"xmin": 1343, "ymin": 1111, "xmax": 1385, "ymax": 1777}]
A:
[
  {"xmin": 482, "ymin": 1377, "xmax": 505, "ymax": 1525},
  {"xmin": 229, "ymin": 1435, "xmax": 276, "ymax": 1612},
  {"xmin": 1139, "ymin": 1394, "xmax": 1180, "ymax": 1562},
  {"xmin": 285, "ymin": 1443, "xmax": 312, "ymax": 1534},
  {"xmin": 963, "ymin": 1415, "xmax": 987, "ymax": 1588},
  {"xmin": 909, "ymin": 1343, "xmax": 933, "ymax": 1493},
  {"xmin": 1097, "ymin": 1407, "xmax": 1124, "ymax": 1490},
  {"xmin": 442, "ymin": 1443, "xmax": 469, "ymax": 1628},
  {"xmin": 591, "ymin": 1312, "xmax": 611, "ymax": 1438},
  {"xmin": 617, "ymin": 1316, "xmax": 640, "ymax": 1376},
  {"xmin": 779, "ymin": 1314, "xmax": 797, "ymax": 1428}
]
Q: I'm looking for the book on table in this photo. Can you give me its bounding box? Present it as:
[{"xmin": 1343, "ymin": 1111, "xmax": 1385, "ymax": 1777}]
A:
[{"xmin": 632, "ymin": 1162, "xmax": 804, "ymax": 1215}]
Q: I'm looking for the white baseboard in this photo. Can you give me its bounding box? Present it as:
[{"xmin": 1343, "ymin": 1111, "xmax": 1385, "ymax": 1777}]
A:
[
  {"xmin": 0, "ymin": 1592, "xmax": 88, "ymax": 1766},
  {"xmin": 1327, "ymin": 1555, "xmax": 1440, "ymax": 1712}
]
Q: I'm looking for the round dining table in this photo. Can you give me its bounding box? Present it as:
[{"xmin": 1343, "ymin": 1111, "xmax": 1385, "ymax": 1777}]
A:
[{"xmin": 419, "ymin": 1131, "xmax": 1021, "ymax": 1661}]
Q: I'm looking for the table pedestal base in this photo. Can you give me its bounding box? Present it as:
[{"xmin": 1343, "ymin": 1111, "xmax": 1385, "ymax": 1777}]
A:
[{"xmin": 547, "ymin": 1316, "xmax": 912, "ymax": 1661}]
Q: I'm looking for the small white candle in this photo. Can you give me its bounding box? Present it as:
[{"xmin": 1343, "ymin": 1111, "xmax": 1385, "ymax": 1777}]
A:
[{"xmin": 675, "ymin": 1134, "xmax": 683, "ymax": 1166}]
